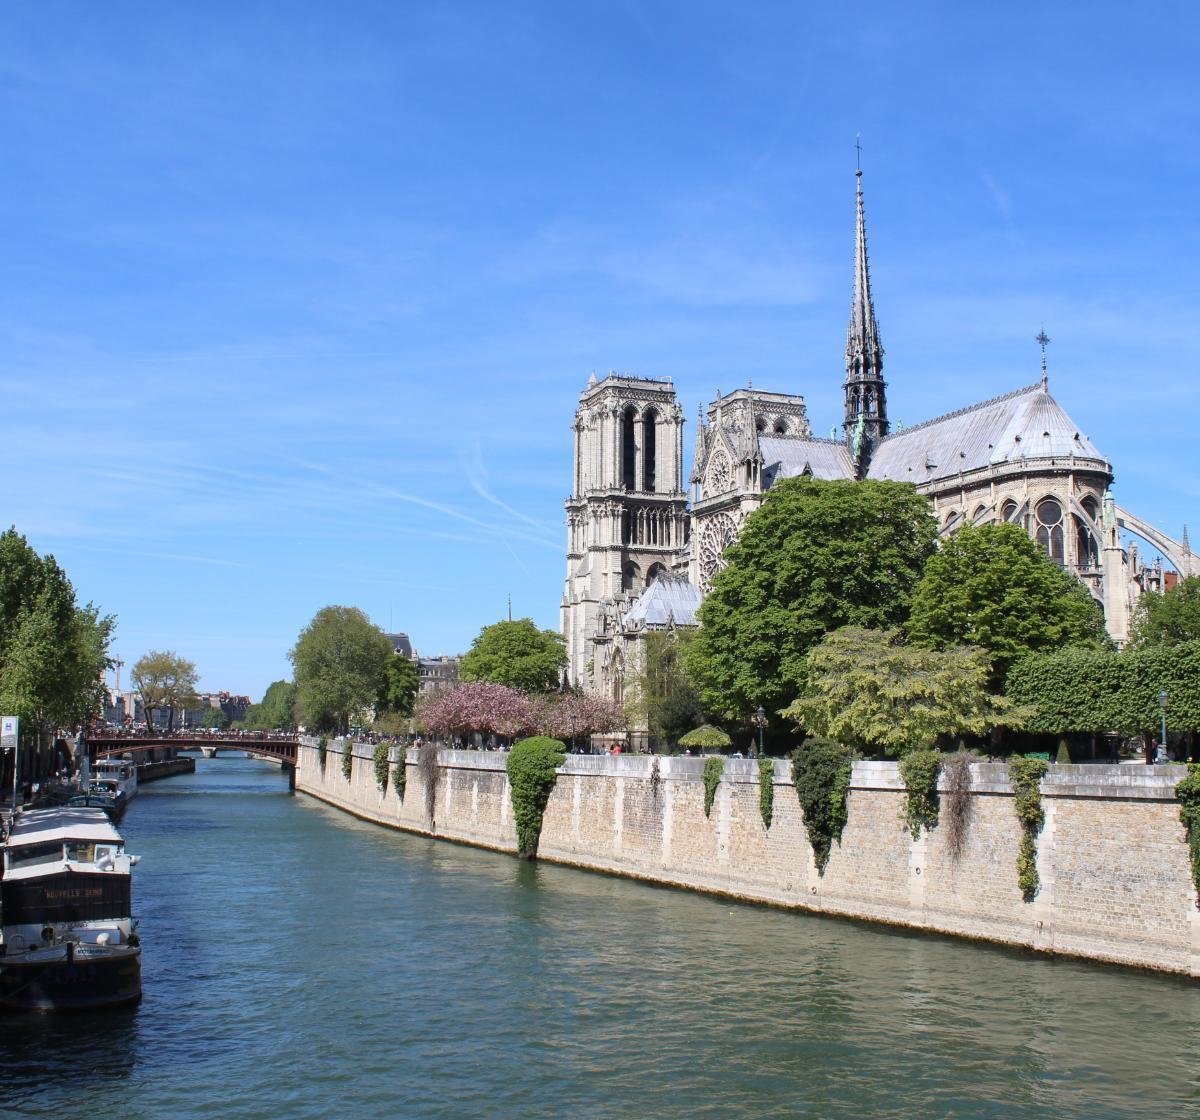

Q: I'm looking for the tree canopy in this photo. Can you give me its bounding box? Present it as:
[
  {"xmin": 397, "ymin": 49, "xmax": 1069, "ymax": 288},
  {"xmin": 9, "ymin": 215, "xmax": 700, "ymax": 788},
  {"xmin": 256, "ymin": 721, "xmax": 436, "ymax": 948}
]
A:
[
  {"xmin": 0, "ymin": 529, "xmax": 114, "ymax": 748},
  {"xmin": 782, "ymin": 626, "xmax": 1026, "ymax": 756},
  {"xmin": 686, "ymin": 477, "xmax": 938, "ymax": 719},
  {"xmin": 290, "ymin": 606, "xmax": 393, "ymax": 734},
  {"xmin": 198, "ymin": 706, "xmax": 231, "ymax": 730},
  {"xmin": 1128, "ymin": 575, "xmax": 1200, "ymax": 649},
  {"xmin": 907, "ymin": 523, "xmax": 1107, "ymax": 687},
  {"xmin": 131, "ymin": 650, "xmax": 199, "ymax": 732},
  {"xmin": 459, "ymin": 618, "xmax": 567, "ymax": 693},
  {"xmin": 631, "ymin": 630, "xmax": 704, "ymax": 744},
  {"xmin": 378, "ymin": 655, "xmax": 419, "ymax": 717},
  {"xmin": 242, "ymin": 680, "xmax": 298, "ymax": 730}
]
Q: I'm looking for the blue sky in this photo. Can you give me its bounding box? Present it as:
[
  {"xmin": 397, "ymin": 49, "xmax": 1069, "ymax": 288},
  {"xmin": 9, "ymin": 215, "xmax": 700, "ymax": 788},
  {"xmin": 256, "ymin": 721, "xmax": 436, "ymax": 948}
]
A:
[{"xmin": 3, "ymin": 2, "xmax": 1198, "ymax": 699}]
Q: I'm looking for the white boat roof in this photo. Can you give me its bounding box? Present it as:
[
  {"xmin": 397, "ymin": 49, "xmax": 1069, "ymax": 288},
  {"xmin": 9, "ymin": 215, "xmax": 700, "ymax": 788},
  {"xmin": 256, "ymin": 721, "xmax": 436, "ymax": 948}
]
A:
[{"xmin": 6, "ymin": 807, "xmax": 123, "ymax": 846}]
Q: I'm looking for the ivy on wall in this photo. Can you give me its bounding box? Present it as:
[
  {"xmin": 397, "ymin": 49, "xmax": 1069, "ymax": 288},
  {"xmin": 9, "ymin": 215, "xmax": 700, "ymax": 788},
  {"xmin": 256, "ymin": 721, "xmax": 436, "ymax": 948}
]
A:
[
  {"xmin": 898, "ymin": 749, "xmax": 941, "ymax": 840},
  {"xmin": 394, "ymin": 748, "xmax": 406, "ymax": 800},
  {"xmin": 506, "ymin": 736, "xmax": 566, "ymax": 859},
  {"xmin": 341, "ymin": 738, "xmax": 353, "ymax": 781},
  {"xmin": 1175, "ymin": 765, "xmax": 1200, "ymax": 907},
  {"xmin": 702, "ymin": 757, "xmax": 724, "ymax": 818},
  {"xmin": 1009, "ymin": 755, "xmax": 1048, "ymax": 901},
  {"xmin": 758, "ymin": 758, "xmax": 774, "ymax": 830},
  {"xmin": 317, "ymin": 735, "xmax": 327, "ymax": 771},
  {"xmin": 373, "ymin": 742, "xmax": 390, "ymax": 792},
  {"xmin": 941, "ymin": 749, "xmax": 974, "ymax": 858},
  {"xmin": 418, "ymin": 741, "xmax": 440, "ymax": 826},
  {"xmin": 792, "ymin": 738, "xmax": 854, "ymax": 874}
]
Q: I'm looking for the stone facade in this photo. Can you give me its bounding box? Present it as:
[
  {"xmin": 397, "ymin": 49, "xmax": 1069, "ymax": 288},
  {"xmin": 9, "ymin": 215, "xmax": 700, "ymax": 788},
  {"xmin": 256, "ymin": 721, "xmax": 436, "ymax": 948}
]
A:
[{"xmin": 296, "ymin": 740, "xmax": 1200, "ymax": 977}]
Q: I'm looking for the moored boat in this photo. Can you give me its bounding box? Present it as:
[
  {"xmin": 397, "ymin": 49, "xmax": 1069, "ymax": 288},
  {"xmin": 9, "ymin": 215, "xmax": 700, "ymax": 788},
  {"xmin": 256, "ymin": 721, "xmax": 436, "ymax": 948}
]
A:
[
  {"xmin": 0, "ymin": 806, "xmax": 141, "ymax": 1011},
  {"xmin": 91, "ymin": 756, "xmax": 138, "ymax": 804}
]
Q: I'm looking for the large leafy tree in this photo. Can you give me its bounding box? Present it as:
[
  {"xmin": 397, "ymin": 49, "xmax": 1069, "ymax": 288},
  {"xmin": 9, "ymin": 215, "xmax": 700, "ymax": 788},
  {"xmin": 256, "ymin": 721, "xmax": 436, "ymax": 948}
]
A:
[
  {"xmin": 131, "ymin": 650, "xmax": 200, "ymax": 732},
  {"xmin": 290, "ymin": 606, "xmax": 393, "ymax": 734},
  {"xmin": 378, "ymin": 655, "xmax": 419, "ymax": 717},
  {"xmin": 686, "ymin": 477, "xmax": 938, "ymax": 719},
  {"xmin": 459, "ymin": 618, "xmax": 567, "ymax": 693},
  {"xmin": 242, "ymin": 680, "xmax": 298, "ymax": 730},
  {"xmin": 0, "ymin": 529, "xmax": 114, "ymax": 753},
  {"xmin": 907, "ymin": 523, "xmax": 1107, "ymax": 688},
  {"xmin": 1128, "ymin": 575, "xmax": 1200, "ymax": 649},
  {"xmin": 782, "ymin": 627, "xmax": 1026, "ymax": 756}
]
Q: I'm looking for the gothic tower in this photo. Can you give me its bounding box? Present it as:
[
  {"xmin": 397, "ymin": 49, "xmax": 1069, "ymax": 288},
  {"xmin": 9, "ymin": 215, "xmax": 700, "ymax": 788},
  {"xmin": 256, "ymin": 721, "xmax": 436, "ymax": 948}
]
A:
[
  {"xmin": 842, "ymin": 165, "xmax": 888, "ymax": 473},
  {"xmin": 561, "ymin": 373, "xmax": 688, "ymax": 689}
]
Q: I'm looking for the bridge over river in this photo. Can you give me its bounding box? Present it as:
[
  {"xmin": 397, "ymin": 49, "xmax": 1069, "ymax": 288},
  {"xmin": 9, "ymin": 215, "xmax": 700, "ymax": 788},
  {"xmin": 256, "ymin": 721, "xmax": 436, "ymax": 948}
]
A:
[{"xmin": 87, "ymin": 733, "xmax": 299, "ymax": 785}]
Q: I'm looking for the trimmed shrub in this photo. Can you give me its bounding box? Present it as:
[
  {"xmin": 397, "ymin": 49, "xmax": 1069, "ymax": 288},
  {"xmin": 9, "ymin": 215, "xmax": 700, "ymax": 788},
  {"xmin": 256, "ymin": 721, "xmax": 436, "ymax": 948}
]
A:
[
  {"xmin": 702, "ymin": 756, "xmax": 724, "ymax": 817},
  {"xmin": 792, "ymin": 738, "xmax": 855, "ymax": 874},
  {"xmin": 506, "ymin": 736, "xmax": 566, "ymax": 859},
  {"xmin": 898, "ymin": 749, "xmax": 942, "ymax": 839},
  {"xmin": 1009, "ymin": 755, "xmax": 1048, "ymax": 901}
]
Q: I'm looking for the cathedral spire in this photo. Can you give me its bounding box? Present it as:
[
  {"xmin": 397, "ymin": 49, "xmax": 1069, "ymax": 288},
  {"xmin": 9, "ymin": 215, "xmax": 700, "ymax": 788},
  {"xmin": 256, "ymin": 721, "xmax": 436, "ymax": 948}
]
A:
[{"xmin": 843, "ymin": 155, "xmax": 888, "ymax": 468}]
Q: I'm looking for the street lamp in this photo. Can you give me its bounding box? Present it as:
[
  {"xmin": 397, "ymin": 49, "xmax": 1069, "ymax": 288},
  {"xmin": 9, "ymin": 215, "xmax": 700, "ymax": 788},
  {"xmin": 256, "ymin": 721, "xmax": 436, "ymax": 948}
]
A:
[
  {"xmin": 1159, "ymin": 690, "xmax": 1169, "ymax": 761},
  {"xmin": 754, "ymin": 704, "xmax": 766, "ymax": 759}
]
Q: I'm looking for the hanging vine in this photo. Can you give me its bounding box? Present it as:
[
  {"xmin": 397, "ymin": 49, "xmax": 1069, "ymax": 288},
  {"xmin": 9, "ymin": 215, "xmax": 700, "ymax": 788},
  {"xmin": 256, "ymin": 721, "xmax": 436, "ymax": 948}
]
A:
[
  {"xmin": 394, "ymin": 746, "xmax": 407, "ymax": 801},
  {"xmin": 418, "ymin": 741, "xmax": 441, "ymax": 827},
  {"xmin": 341, "ymin": 738, "xmax": 353, "ymax": 781},
  {"xmin": 1175, "ymin": 764, "xmax": 1200, "ymax": 908},
  {"xmin": 1009, "ymin": 755, "xmax": 1048, "ymax": 902},
  {"xmin": 792, "ymin": 738, "xmax": 854, "ymax": 874},
  {"xmin": 758, "ymin": 758, "xmax": 775, "ymax": 830},
  {"xmin": 898, "ymin": 749, "xmax": 942, "ymax": 840},
  {"xmin": 506, "ymin": 736, "xmax": 566, "ymax": 859},
  {"xmin": 649, "ymin": 757, "xmax": 662, "ymax": 807},
  {"xmin": 702, "ymin": 757, "xmax": 724, "ymax": 818},
  {"xmin": 317, "ymin": 735, "xmax": 328, "ymax": 771},
  {"xmin": 373, "ymin": 742, "xmax": 390, "ymax": 792},
  {"xmin": 941, "ymin": 749, "xmax": 974, "ymax": 858}
]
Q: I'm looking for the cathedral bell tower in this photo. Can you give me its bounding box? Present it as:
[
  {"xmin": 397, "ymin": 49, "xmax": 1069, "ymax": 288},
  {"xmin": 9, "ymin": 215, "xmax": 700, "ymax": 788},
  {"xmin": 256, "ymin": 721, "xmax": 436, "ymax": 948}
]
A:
[
  {"xmin": 843, "ymin": 164, "xmax": 888, "ymax": 474},
  {"xmin": 561, "ymin": 373, "xmax": 688, "ymax": 689}
]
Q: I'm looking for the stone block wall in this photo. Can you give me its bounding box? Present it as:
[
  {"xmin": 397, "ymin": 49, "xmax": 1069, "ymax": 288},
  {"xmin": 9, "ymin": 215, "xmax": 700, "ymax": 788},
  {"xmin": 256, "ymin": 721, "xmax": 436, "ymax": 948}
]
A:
[{"xmin": 295, "ymin": 740, "xmax": 1200, "ymax": 976}]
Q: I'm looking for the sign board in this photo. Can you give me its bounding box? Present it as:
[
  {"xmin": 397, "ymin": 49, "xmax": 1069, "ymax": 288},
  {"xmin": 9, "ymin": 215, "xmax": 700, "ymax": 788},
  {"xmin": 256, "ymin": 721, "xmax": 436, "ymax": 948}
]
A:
[{"xmin": 1, "ymin": 715, "xmax": 17, "ymax": 750}]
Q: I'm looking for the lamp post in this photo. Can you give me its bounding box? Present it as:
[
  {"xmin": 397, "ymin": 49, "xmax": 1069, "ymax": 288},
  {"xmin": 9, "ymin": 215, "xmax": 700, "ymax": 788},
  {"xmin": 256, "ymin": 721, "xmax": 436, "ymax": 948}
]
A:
[
  {"xmin": 1159, "ymin": 690, "xmax": 1169, "ymax": 761},
  {"xmin": 754, "ymin": 704, "xmax": 766, "ymax": 759}
]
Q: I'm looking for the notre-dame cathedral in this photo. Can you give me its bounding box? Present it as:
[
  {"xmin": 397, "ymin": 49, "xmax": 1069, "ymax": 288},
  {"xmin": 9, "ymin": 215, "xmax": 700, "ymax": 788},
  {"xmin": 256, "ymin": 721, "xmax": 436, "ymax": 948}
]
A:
[{"xmin": 561, "ymin": 169, "xmax": 1197, "ymax": 707}]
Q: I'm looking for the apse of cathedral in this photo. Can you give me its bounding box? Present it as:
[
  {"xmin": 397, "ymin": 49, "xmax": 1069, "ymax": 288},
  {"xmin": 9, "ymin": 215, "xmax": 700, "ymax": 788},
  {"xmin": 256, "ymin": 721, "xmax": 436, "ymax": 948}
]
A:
[{"xmin": 561, "ymin": 168, "xmax": 1197, "ymax": 707}]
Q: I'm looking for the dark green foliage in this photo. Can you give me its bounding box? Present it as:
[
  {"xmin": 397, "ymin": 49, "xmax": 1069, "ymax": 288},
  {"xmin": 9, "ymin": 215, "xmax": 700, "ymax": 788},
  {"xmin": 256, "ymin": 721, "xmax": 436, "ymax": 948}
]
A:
[
  {"xmin": 243, "ymin": 680, "xmax": 298, "ymax": 731},
  {"xmin": 791, "ymin": 737, "xmax": 855, "ymax": 874},
  {"xmin": 899, "ymin": 749, "xmax": 941, "ymax": 839},
  {"xmin": 1008, "ymin": 755, "xmax": 1048, "ymax": 901},
  {"xmin": 702, "ymin": 757, "xmax": 724, "ymax": 817},
  {"xmin": 394, "ymin": 748, "xmax": 407, "ymax": 800},
  {"xmin": 1174, "ymin": 765, "xmax": 1200, "ymax": 907},
  {"xmin": 378, "ymin": 656, "xmax": 419, "ymax": 717},
  {"xmin": 506, "ymin": 736, "xmax": 566, "ymax": 858},
  {"xmin": 1130, "ymin": 576, "xmax": 1200, "ymax": 648},
  {"xmin": 634, "ymin": 630, "xmax": 704, "ymax": 744},
  {"xmin": 758, "ymin": 758, "xmax": 775, "ymax": 830},
  {"xmin": 419, "ymin": 741, "xmax": 440, "ymax": 825},
  {"xmin": 908, "ymin": 523, "xmax": 1107, "ymax": 688},
  {"xmin": 1007, "ymin": 642, "xmax": 1200, "ymax": 736},
  {"xmin": 1056, "ymin": 739, "xmax": 1071, "ymax": 764},
  {"xmin": 686, "ymin": 477, "xmax": 937, "ymax": 720},
  {"xmin": 198, "ymin": 706, "xmax": 231, "ymax": 730},
  {"xmin": 460, "ymin": 619, "xmax": 567, "ymax": 694},
  {"xmin": 341, "ymin": 738, "xmax": 353, "ymax": 781},
  {"xmin": 317, "ymin": 735, "xmax": 327, "ymax": 770},
  {"xmin": 373, "ymin": 742, "xmax": 390, "ymax": 791}
]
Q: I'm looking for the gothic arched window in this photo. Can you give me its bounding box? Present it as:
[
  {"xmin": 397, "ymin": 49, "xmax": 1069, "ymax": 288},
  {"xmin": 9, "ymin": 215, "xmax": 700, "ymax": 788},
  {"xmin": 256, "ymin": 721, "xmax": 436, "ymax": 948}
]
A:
[
  {"xmin": 1075, "ymin": 515, "xmax": 1099, "ymax": 569},
  {"xmin": 622, "ymin": 406, "xmax": 637, "ymax": 491},
  {"xmin": 646, "ymin": 562, "xmax": 666, "ymax": 587},
  {"xmin": 1036, "ymin": 497, "xmax": 1065, "ymax": 566},
  {"xmin": 622, "ymin": 562, "xmax": 640, "ymax": 591},
  {"xmin": 774, "ymin": 417, "xmax": 788, "ymax": 435},
  {"xmin": 1081, "ymin": 495, "xmax": 1099, "ymax": 522},
  {"xmin": 643, "ymin": 408, "xmax": 657, "ymax": 492},
  {"xmin": 1001, "ymin": 499, "xmax": 1019, "ymax": 523}
]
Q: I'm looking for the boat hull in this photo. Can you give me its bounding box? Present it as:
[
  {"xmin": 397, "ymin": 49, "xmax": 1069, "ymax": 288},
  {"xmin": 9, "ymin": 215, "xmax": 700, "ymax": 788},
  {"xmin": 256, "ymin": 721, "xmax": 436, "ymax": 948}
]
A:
[{"xmin": 0, "ymin": 945, "xmax": 141, "ymax": 1012}]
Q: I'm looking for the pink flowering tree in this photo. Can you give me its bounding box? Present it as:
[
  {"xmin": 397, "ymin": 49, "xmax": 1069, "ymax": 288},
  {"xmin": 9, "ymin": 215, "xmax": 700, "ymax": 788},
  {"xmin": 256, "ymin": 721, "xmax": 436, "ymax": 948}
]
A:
[{"xmin": 416, "ymin": 682, "xmax": 535, "ymax": 745}]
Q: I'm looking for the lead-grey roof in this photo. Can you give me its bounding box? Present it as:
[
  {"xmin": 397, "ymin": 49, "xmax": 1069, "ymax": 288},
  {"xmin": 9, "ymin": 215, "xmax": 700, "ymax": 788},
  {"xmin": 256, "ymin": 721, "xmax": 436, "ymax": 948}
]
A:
[
  {"xmin": 622, "ymin": 572, "xmax": 702, "ymax": 629},
  {"xmin": 866, "ymin": 384, "xmax": 1108, "ymax": 484},
  {"xmin": 759, "ymin": 437, "xmax": 855, "ymax": 485}
]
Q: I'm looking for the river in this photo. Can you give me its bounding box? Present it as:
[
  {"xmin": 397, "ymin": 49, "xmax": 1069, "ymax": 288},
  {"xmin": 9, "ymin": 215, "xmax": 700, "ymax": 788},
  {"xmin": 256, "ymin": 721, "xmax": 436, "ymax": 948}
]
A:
[{"xmin": 2, "ymin": 755, "xmax": 1197, "ymax": 1118}]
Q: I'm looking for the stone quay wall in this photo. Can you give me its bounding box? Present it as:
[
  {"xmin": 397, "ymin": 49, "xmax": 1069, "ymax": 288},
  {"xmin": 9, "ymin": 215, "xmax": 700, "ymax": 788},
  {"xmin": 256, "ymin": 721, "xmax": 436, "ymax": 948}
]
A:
[{"xmin": 296, "ymin": 738, "xmax": 1200, "ymax": 977}]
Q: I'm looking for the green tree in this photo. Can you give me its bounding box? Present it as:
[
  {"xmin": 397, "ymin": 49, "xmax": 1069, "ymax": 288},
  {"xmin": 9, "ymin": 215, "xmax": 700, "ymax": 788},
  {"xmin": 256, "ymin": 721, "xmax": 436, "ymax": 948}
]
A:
[
  {"xmin": 632, "ymin": 630, "xmax": 704, "ymax": 745},
  {"xmin": 686, "ymin": 477, "xmax": 938, "ymax": 719},
  {"xmin": 0, "ymin": 529, "xmax": 114, "ymax": 757},
  {"xmin": 378, "ymin": 655, "xmax": 419, "ymax": 717},
  {"xmin": 198, "ymin": 706, "xmax": 231, "ymax": 730},
  {"xmin": 256, "ymin": 680, "xmax": 298, "ymax": 730},
  {"xmin": 782, "ymin": 626, "xmax": 1026, "ymax": 756},
  {"xmin": 907, "ymin": 523, "xmax": 1106, "ymax": 688},
  {"xmin": 290, "ymin": 606, "xmax": 393, "ymax": 734},
  {"xmin": 131, "ymin": 651, "xmax": 200, "ymax": 732},
  {"xmin": 1129, "ymin": 575, "xmax": 1200, "ymax": 648},
  {"xmin": 459, "ymin": 618, "xmax": 567, "ymax": 693}
]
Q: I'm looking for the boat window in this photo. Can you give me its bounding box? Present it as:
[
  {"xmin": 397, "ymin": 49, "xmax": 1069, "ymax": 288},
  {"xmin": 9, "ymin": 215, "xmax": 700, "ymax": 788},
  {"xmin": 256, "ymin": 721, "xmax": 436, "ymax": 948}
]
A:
[
  {"xmin": 93, "ymin": 844, "xmax": 118, "ymax": 865},
  {"xmin": 65, "ymin": 841, "xmax": 97, "ymax": 863},
  {"xmin": 7, "ymin": 840, "xmax": 64, "ymax": 870}
]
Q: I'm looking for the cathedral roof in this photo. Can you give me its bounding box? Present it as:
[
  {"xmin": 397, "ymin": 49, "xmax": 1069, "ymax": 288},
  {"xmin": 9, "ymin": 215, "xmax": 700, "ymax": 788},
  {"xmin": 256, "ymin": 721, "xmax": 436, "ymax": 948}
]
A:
[
  {"xmin": 622, "ymin": 572, "xmax": 702, "ymax": 629},
  {"xmin": 865, "ymin": 383, "xmax": 1109, "ymax": 484},
  {"xmin": 759, "ymin": 436, "xmax": 855, "ymax": 484}
]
